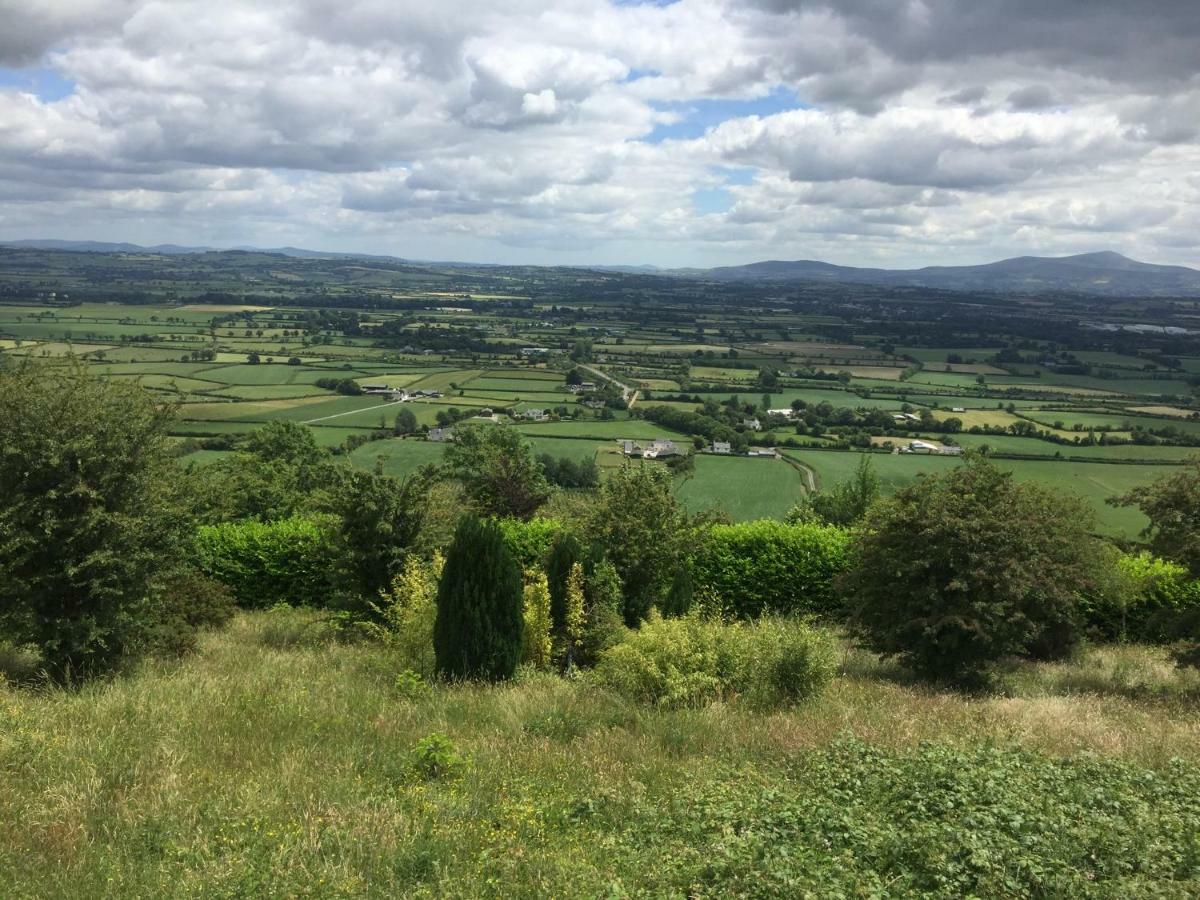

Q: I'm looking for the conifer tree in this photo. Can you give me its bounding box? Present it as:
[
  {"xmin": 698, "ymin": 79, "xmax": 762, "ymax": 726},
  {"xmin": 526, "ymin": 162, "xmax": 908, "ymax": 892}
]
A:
[{"xmin": 434, "ymin": 516, "xmax": 524, "ymax": 681}]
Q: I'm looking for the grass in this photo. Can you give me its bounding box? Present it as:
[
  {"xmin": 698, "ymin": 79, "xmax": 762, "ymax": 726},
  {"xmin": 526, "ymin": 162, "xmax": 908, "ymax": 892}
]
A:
[
  {"xmin": 0, "ymin": 612, "xmax": 1198, "ymax": 896},
  {"xmin": 676, "ymin": 455, "xmax": 809, "ymax": 520}
]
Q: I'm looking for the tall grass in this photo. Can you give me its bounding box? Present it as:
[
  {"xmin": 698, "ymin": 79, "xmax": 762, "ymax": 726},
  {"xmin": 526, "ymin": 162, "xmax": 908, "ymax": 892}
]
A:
[{"xmin": 0, "ymin": 612, "xmax": 1197, "ymax": 896}]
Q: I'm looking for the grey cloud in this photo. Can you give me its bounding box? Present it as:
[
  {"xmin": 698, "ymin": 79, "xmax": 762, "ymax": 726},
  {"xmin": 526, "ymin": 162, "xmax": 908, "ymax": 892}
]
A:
[{"xmin": 1007, "ymin": 84, "xmax": 1054, "ymax": 111}]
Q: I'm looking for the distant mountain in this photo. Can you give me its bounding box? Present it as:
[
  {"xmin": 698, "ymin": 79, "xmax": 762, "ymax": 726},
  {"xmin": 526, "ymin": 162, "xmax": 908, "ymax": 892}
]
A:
[
  {"xmin": 0, "ymin": 239, "xmax": 410, "ymax": 262},
  {"xmin": 702, "ymin": 251, "xmax": 1200, "ymax": 296},
  {"xmin": 0, "ymin": 239, "xmax": 214, "ymax": 254}
]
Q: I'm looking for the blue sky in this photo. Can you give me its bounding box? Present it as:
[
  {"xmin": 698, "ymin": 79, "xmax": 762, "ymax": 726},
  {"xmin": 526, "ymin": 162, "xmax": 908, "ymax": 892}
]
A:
[
  {"xmin": 0, "ymin": 66, "xmax": 74, "ymax": 102},
  {"xmin": 644, "ymin": 88, "xmax": 804, "ymax": 143}
]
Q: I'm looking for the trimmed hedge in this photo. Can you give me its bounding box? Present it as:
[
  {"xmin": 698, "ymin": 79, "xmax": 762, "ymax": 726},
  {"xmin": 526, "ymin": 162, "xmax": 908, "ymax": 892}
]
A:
[
  {"xmin": 690, "ymin": 520, "xmax": 851, "ymax": 618},
  {"xmin": 193, "ymin": 516, "xmax": 339, "ymax": 608}
]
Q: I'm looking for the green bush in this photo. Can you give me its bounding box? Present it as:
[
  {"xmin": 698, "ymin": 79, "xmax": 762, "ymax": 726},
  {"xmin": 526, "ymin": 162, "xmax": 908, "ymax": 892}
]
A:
[
  {"xmin": 844, "ymin": 457, "xmax": 1102, "ymax": 686},
  {"xmin": 690, "ymin": 520, "xmax": 851, "ymax": 618},
  {"xmin": 592, "ymin": 612, "xmax": 836, "ymax": 709},
  {"xmin": 409, "ymin": 732, "xmax": 465, "ymax": 780},
  {"xmin": 1083, "ymin": 550, "xmax": 1200, "ymax": 642},
  {"xmin": 193, "ymin": 516, "xmax": 339, "ymax": 608},
  {"xmin": 496, "ymin": 517, "xmax": 563, "ymax": 572},
  {"xmin": 142, "ymin": 568, "xmax": 237, "ymax": 657},
  {"xmin": 0, "ymin": 366, "xmax": 192, "ymax": 679}
]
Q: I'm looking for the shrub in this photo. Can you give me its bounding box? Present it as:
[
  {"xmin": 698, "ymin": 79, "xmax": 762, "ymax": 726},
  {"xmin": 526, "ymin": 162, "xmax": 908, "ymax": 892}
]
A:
[
  {"xmin": 368, "ymin": 552, "xmax": 443, "ymax": 677},
  {"xmin": 1082, "ymin": 550, "xmax": 1200, "ymax": 642},
  {"xmin": 592, "ymin": 612, "xmax": 836, "ymax": 709},
  {"xmin": 544, "ymin": 530, "xmax": 583, "ymax": 631},
  {"xmin": 0, "ymin": 366, "xmax": 192, "ymax": 679},
  {"xmin": 690, "ymin": 520, "xmax": 851, "ymax": 618},
  {"xmin": 521, "ymin": 573, "xmax": 553, "ymax": 670},
  {"xmin": 393, "ymin": 669, "xmax": 432, "ymax": 701},
  {"xmin": 434, "ymin": 516, "xmax": 524, "ymax": 681},
  {"xmin": 844, "ymin": 456, "xmax": 1103, "ymax": 687},
  {"xmin": 496, "ymin": 517, "xmax": 563, "ymax": 573},
  {"xmin": 143, "ymin": 568, "xmax": 237, "ymax": 657},
  {"xmin": 409, "ymin": 732, "xmax": 465, "ymax": 780},
  {"xmin": 193, "ymin": 516, "xmax": 339, "ymax": 608},
  {"xmin": 579, "ymin": 559, "xmax": 628, "ymax": 667},
  {"xmin": 587, "ymin": 464, "xmax": 689, "ymax": 624}
]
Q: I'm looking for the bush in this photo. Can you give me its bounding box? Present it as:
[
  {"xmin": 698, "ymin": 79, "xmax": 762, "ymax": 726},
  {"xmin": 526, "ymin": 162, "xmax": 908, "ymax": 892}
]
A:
[
  {"xmin": 1082, "ymin": 550, "xmax": 1200, "ymax": 642},
  {"xmin": 496, "ymin": 517, "xmax": 563, "ymax": 572},
  {"xmin": 368, "ymin": 552, "xmax": 443, "ymax": 677},
  {"xmin": 143, "ymin": 568, "xmax": 237, "ymax": 657},
  {"xmin": 409, "ymin": 732, "xmax": 465, "ymax": 780},
  {"xmin": 193, "ymin": 516, "xmax": 339, "ymax": 608},
  {"xmin": 690, "ymin": 520, "xmax": 851, "ymax": 618},
  {"xmin": 521, "ymin": 573, "xmax": 553, "ymax": 670},
  {"xmin": 844, "ymin": 456, "xmax": 1103, "ymax": 687},
  {"xmin": 0, "ymin": 366, "xmax": 192, "ymax": 679},
  {"xmin": 434, "ymin": 516, "xmax": 524, "ymax": 681},
  {"xmin": 592, "ymin": 612, "xmax": 837, "ymax": 709}
]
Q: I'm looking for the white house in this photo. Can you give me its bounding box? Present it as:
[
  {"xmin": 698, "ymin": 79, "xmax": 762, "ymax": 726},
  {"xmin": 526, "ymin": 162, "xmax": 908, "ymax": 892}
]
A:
[
  {"xmin": 523, "ymin": 408, "xmax": 549, "ymax": 421},
  {"xmin": 711, "ymin": 440, "xmax": 731, "ymax": 454},
  {"xmin": 742, "ymin": 417, "xmax": 762, "ymax": 431},
  {"xmin": 427, "ymin": 428, "xmax": 453, "ymax": 442}
]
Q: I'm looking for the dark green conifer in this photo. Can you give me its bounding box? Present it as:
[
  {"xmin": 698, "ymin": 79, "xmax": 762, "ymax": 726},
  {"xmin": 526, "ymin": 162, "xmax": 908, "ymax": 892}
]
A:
[{"xmin": 434, "ymin": 516, "xmax": 523, "ymax": 681}]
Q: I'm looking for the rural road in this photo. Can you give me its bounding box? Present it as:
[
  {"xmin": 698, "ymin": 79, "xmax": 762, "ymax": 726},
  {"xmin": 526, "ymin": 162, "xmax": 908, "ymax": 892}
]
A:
[
  {"xmin": 577, "ymin": 363, "xmax": 640, "ymax": 407},
  {"xmin": 303, "ymin": 398, "xmax": 409, "ymax": 424}
]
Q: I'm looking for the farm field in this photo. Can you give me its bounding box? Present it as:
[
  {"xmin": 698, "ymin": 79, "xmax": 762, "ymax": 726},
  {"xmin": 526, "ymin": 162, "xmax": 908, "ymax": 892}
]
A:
[
  {"xmin": 2, "ymin": 253, "xmax": 1197, "ymax": 541},
  {"xmin": 676, "ymin": 454, "xmax": 809, "ymax": 520}
]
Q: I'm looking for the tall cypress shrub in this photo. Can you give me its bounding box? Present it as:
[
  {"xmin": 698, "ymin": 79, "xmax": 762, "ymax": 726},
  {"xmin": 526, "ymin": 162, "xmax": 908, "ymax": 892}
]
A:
[{"xmin": 434, "ymin": 516, "xmax": 524, "ymax": 681}]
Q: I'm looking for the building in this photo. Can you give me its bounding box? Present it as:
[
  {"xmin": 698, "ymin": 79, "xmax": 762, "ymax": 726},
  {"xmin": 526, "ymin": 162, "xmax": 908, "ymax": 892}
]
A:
[
  {"xmin": 649, "ymin": 439, "xmax": 679, "ymax": 457},
  {"xmin": 901, "ymin": 440, "xmax": 940, "ymax": 454},
  {"xmin": 427, "ymin": 428, "xmax": 453, "ymax": 442},
  {"xmin": 767, "ymin": 408, "xmax": 795, "ymax": 418},
  {"xmin": 523, "ymin": 408, "xmax": 549, "ymax": 421},
  {"xmin": 621, "ymin": 440, "xmax": 634, "ymax": 456},
  {"xmin": 742, "ymin": 417, "xmax": 762, "ymax": 431},
  {"xmin": 950, "ymin": 407, "xmax": 966, "ymax": 413},
  {"xmin": 520, "ymin": 347, "xmax": 550, "ymax": 356},
  {"xmin": 711, "ymin": 440, "xmax": 731, "ymax": 454}
]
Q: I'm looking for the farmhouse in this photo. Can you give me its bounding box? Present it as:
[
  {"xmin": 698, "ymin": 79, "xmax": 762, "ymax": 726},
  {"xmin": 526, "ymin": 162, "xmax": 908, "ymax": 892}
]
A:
[
  {"xmin": 427, "ymin": 428, "xmax": 453, "ymax": 442},
  {"xmin": 711, "ymin": 440, "xmax": 731, "ymax": 454},
  {"xmin": 523, "ymin": 408, "xmax": 549, "ymax": 421},
  {"xmin": 742, "ymin": 417, "xmax": 762, "ymax": 431}
]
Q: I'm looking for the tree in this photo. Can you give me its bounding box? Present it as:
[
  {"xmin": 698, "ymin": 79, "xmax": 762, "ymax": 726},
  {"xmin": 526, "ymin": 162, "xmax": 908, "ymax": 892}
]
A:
[
  {"xmin": 434, "ymin": 516, "xmax": 524, "ymax": 681},
  {"xmin": 587, "ymin": 463, "xmax": 688, "ymax": 624},
  {"xmin": 0, "ymin": 366, "xmax": 190, "ymax": 678},
  {"xmin": 319, "ymin": 467, "xmax": 428, "ymax": 602},
  {"xmin": 443, "ymin": 424, "xmax": 550, "ymax": 519},
  {"xmin": 394, "ymin": 407, "xmax": 419, "ymax": 436},
  {"xmin": 809, "ymin": 454, "xmax": 880, "ymax": 526},
  {"xmin": 1112, "ymin": 456, "xmax": 1200, "ymax": 577},
  {"xmin": 843, "ymin": 456, "xmax": 1101, "ymax": 687}
]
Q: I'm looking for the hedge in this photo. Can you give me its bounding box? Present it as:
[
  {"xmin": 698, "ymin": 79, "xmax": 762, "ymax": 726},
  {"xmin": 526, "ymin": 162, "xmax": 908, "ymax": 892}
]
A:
[
  {"xmin": 689, "ymin": 520, "xmax": 851, "ymax": 618},
  {"xmin": 193, "ymin": 516, "xmax": 340, "ymax": 608},
  {"xmin": 1083, "ymin": 551, "xmax": 1200, "ymax": 643},
  {"xmin": 495, "ymin": 517, "xmax": 564, "ymax": 572}
]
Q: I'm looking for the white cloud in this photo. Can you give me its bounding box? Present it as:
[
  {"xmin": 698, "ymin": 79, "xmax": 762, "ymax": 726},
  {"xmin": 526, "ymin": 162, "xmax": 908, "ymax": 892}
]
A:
[{"xmin": 0, "ymin": 0, "xmax": 1196, "ymax": 267}]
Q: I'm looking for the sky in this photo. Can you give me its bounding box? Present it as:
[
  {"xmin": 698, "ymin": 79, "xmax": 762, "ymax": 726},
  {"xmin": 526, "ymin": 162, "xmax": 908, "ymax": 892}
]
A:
[{"xmin": 1, "ymin": 0, "xmax": 1199, "ymax": 269}]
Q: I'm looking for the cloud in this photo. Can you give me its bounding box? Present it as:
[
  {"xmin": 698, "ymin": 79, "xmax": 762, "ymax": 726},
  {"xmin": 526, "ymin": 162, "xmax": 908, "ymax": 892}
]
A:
[{"xmin": 0, "ymin": 0, "xmax": 1195, "ymax": 268}]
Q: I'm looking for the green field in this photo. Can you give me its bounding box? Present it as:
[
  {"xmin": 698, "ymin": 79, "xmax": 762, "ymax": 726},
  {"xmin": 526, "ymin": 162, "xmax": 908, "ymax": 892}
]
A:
[{"xmin": 676, "ymin": 455, "xmax": 809, "ymax": 520}]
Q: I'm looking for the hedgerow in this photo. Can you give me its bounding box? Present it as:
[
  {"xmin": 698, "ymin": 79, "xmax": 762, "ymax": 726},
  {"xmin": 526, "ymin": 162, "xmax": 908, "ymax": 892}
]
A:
[
  {"xmin": 193, "ymin": 516, "xmax": 340, "ymax": 608},
  {"xmin": 689, "ymin": 520, "xmax": 851, "ymax": 618}
]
